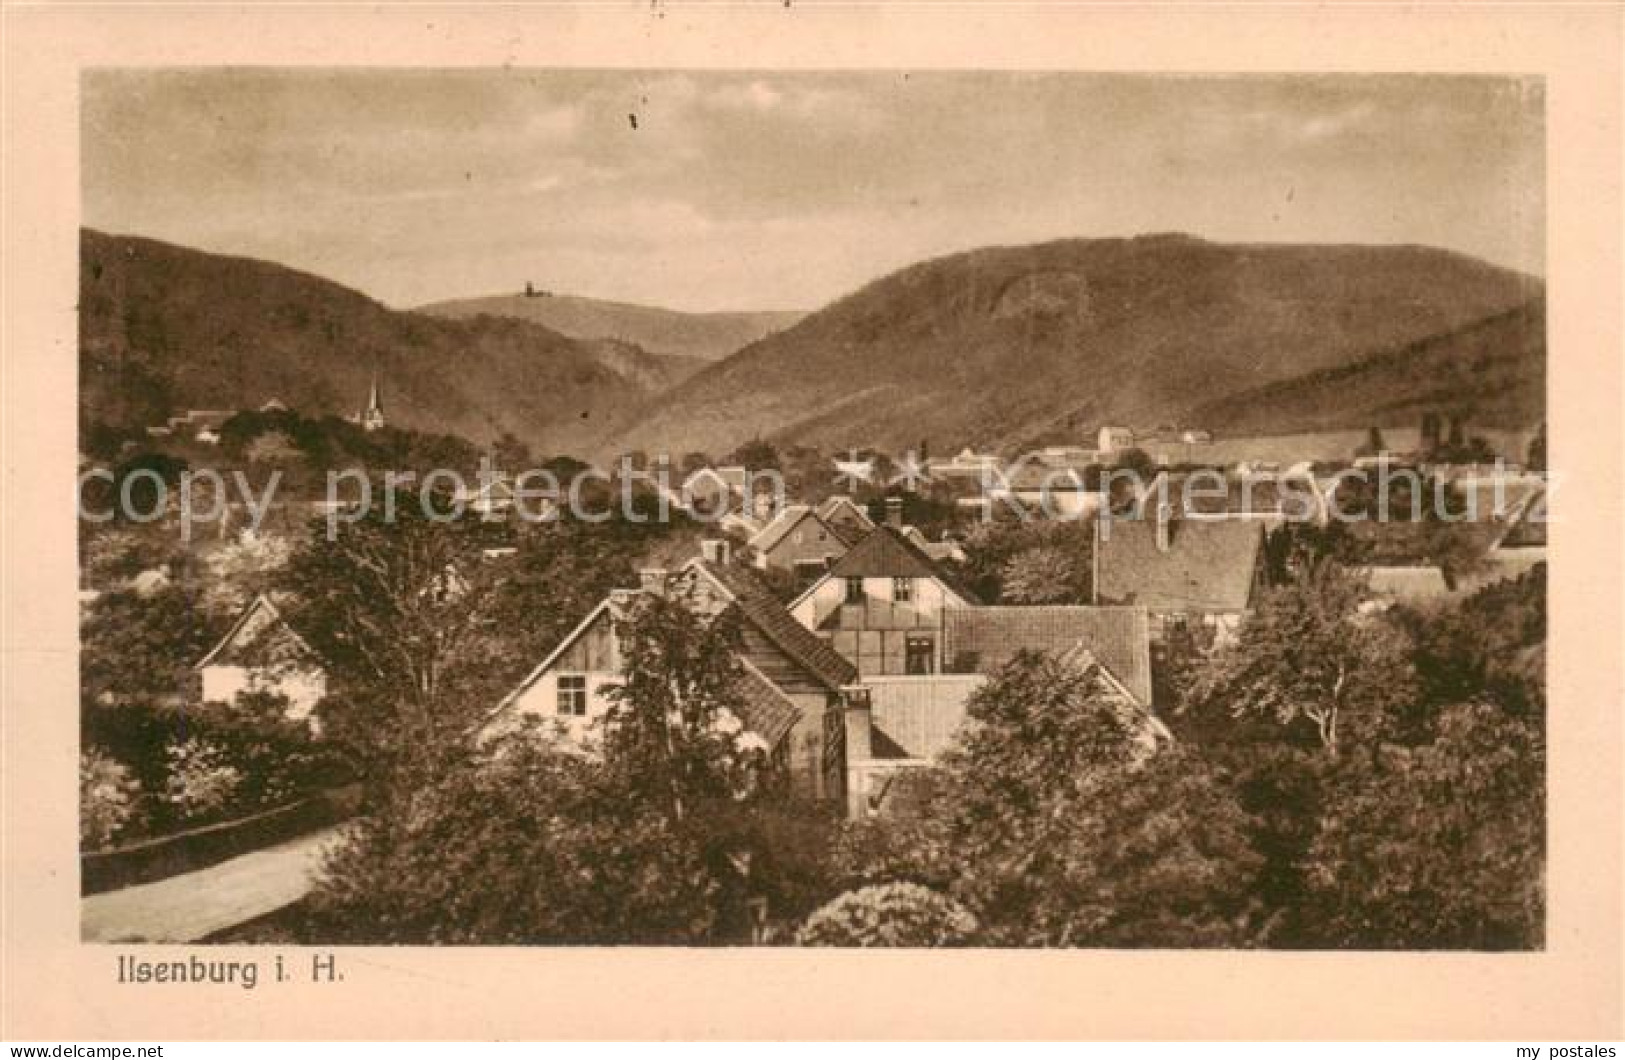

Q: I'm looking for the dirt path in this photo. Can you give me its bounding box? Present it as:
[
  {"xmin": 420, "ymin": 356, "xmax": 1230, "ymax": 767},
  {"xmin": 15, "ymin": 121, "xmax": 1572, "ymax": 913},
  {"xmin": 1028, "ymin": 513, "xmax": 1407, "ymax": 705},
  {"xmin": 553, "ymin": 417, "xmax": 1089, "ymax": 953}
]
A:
[{"xmin": 82, "ymin": 826, "xmax": 346, "ymax": 943}]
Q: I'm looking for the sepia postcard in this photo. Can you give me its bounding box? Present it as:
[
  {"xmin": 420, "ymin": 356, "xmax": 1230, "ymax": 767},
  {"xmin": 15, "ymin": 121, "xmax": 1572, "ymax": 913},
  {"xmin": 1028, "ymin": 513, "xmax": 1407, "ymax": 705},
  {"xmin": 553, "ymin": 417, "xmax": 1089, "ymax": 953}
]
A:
[{"xmin": 2, "ymin": 2, "xmax": 1621, "ymax": 1043}]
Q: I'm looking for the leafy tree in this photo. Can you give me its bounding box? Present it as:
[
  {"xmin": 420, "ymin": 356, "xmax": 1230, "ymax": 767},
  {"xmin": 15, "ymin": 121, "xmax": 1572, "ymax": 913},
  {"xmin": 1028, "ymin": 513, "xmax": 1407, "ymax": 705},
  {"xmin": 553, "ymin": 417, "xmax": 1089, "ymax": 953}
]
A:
[
  {"xmin": 958, "ymin": 517, "xmax": 1092, "ymax": 603},
  {"xmin": 1193, "ymin": 560, "xmax": 1419, "ymax": 755},
  {"xmin": 835, "ymin": 652, "xmax": 1262, "ymax": 947},
  {"xmin": 1108, "ymin": 446, "xmax": 1157, "ymax": 482},
  {"xmin": 602, "ymin": 588, "xmax": 755, "ymax": 821},
  {"xmin": 490, "ymin": 430, "xmax": 532, "ymax": 472},
  {"xmin": 279, "ymin": 496, "xmax": 511, "ymax": 779},
  {"xmin": 726, "ymin": 438, "xmax": 780, "ymax": 470},
  {"xmin": 1007, "ymin": 745, "xmax": 1262, "ymax": 947},
  {"xmin": 80, "ymin": 579, "xmax": 223, "ymax": 706},
  {"xmin": 245, "ymin": 430, "xmax": 302, "ymax": 465},
  {"xmin": 484, "ymin": 513, "xmax": 691, "ymax": 695},
  {"xmin": 1406, "ymin": 562, "xmax": 1545, "ymax": 723},
  {"xmin": 999, "ymin": 545, "xmax": 1082, "ymax": 604},
  {"xmin": 305, "ymin": 738, "xmax": 721, "ymax": 945},
  {"xmin": 109, "ymin": 452, "xmax": 189, "ymax": 519},
  {"xmin": 1302, "ymin": 702, "xmax": 1544, "ymax": 949},
  {"xmin": 1261, "ymin": 522, "xmax": 1357, "ymax": 586}
]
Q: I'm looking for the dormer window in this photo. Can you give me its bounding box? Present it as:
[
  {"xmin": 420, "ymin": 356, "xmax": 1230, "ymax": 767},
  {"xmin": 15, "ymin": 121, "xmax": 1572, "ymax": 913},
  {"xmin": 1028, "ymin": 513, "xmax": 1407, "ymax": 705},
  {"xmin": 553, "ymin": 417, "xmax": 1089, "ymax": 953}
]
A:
[
  {"xmin": 845, "ymin": 576, "xmax": 864, "ymax": 604},
  {"xmin": 892, "ymin": 577, "xmax": 914, "ymax": 602}
]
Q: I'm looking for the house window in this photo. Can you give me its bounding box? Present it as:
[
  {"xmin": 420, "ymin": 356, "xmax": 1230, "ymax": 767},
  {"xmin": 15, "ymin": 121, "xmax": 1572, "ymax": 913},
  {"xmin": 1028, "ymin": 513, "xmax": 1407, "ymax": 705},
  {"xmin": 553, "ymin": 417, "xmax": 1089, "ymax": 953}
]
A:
[
  {"xmin": 845, "ymin": 577, "xmax": 864, "ymax": 604},
  {"xmin": 557, "ymin": 674, "xmax": 588, "ymax": 716},
  {"xmin": 892, "ymin": 577, "xmax": 914, "ymax": 603},
  {"xmin": 905, "ymin": 636, "xmax": 935, "ymax": 675}
]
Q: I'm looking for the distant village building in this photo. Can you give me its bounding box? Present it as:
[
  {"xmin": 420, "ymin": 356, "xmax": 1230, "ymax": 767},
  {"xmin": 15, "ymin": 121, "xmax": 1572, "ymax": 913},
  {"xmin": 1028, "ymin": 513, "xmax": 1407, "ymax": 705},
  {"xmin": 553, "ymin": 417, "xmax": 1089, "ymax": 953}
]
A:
[
  {"xmin": 681, "ymin": 466, "xmax": 751, "ymax": 514},
  {"xmin": 748, "ymin": 504, "xmax": 855, "ymax": 577},
  {"xmin": 815, "ymin": 495, "xmax": 876, "ymax": 540},
  {"xmin": 1362, "ymin": 565, "xmax": 1454, "ymax": 608},
  {"xmin": 1033, "ymin": 445, "xmax": 1099, "ymax": 468},
  {"xmin": 194, "ymin": 594, "xmax": 329, "ymax": 728},
  {"xmin": 452, "ymin": 477, "xmax": 532, "ymax": 520},
  {"xmin": 924, "ymin": 447, "xmax": 1002, "ymax": 480},
  {"xmin": 990, "ymin": 463, "xmax": 1104, "ymax": 519},
  {"xmin": 155, "ymin": 409, "xmax": 233, "ymax": 441},
  {"xmin": 1097, "ymin": 425, "xmax": 1135, "ymax": 454}
]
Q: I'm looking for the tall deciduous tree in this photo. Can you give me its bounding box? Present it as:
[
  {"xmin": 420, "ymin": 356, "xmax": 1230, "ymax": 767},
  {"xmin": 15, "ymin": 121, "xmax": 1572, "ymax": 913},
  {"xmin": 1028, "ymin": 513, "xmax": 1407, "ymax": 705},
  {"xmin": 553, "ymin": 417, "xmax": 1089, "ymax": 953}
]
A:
[
  {"xmin": 1303, "ymin": 702, "xmax": 1544, "ymax": 949},
  {"xmin": 999, "ymin": 545, "xmax": 1083, "ymax": 605},
  {"xmin": 1194, "ymin": 560, "xmax": 1418, "ymax": 755},
  {"xmin": 835, "ymin": 652, "xmax": 1262, "ymax": 947},
  {"xmin": 280, "ymin": 495, "xmax": 508, "ymax": 777},
  {"xmin": 603, "ymin": 587, "xmax": 753, "ymax": 821}
]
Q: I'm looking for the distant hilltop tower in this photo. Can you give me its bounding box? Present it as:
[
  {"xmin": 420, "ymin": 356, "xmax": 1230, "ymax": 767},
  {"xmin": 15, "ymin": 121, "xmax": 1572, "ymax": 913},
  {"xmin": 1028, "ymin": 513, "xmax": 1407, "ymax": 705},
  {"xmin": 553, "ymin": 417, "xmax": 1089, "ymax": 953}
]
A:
[{"xmin": 361, "ymin": 372, "xmax": 386, "ymax": 432}]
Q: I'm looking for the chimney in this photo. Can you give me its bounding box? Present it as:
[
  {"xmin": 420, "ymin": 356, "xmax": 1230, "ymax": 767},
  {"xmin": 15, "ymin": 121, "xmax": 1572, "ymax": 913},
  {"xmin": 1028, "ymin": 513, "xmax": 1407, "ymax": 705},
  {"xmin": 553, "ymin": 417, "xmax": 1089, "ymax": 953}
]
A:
[
  {"xmin": 884, "ymin": 496, "xmax": 904, "ymax": 529},
  {"xmin": 700, "ymin": 538, "xmax": 731, "ymax": 566},
  {"xmin": 638, "ymin": 568, "xmax": 668, "ymax": 596},
  {"xmin": 840, "ymin": 684, "xmax": 874, "ymax": 818},
  {"xmin": 1155, "ymin": 502, "xmax": 1173, "ymax": 553}
]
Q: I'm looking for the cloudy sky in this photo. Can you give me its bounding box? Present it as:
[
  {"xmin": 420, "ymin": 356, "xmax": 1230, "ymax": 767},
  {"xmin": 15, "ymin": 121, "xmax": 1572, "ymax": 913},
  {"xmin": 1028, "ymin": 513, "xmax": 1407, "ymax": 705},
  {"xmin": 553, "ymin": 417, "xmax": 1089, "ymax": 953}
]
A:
[{"xmin": 83, "ymin": 71, "xmax": 1543, "ymax": 312}]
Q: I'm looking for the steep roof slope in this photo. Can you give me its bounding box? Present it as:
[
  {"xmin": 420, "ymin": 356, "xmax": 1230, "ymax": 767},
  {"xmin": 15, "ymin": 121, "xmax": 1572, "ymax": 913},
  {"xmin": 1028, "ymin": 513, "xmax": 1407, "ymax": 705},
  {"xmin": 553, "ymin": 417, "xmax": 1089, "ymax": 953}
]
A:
[
  {"xmin": 1095, "ymin": 519, "xmax": 1265, "ymax": 614},
  {"xmin": 941, "ymin": 606, "xmax": 1153, "ymax": 705}
]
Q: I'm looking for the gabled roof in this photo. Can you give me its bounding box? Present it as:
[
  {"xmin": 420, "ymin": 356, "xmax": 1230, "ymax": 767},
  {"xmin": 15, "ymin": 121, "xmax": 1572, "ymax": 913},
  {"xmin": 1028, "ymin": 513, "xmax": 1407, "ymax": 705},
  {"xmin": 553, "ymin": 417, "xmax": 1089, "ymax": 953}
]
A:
[
  {"xmin": 789, "ymin": 525, "xmax": 981, "ymax": 613},
  {"xmin": 748, "ymin": 504, "xmax": 833, "ymax": 555},
  {"xmin": 816, "ymin": 494, "xmax": 875, "ymax": 531},
  {"xmin": 489, "ymin": 595, "xmax": 624, "ymax": 714},
  {"xmin": 941, "ymin": 606, "xmax": 1153, "ymax": 706},
  {"xmin": 194, "ymin": 593, "xmax": 319, "ymax": 671},
  {"xmin": 684, "ymin": 557, "xmax": 858, "ymax": 691},
  {"xmin": 1135, "ymin": 472, "xmax": 1315, "ymax": 519},
  {"xmin": 1095, "ymin": 518, "xmax": 1264, "ymax": 614},
  {"xmin": 827, "ymin": 525, "xmax": 948, "ymax": 581},
  {"xmin": 732, "ymin": 657, "xmax": 804, "ymax": 749}
]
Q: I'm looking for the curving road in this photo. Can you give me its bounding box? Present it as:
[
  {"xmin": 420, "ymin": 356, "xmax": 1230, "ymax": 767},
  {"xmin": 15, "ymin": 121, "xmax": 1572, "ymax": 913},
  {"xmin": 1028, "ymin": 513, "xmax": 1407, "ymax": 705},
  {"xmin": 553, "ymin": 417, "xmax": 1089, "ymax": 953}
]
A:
[{"xmin": 82, "ymin": 826, "xmax": 346, "ymax": 943}]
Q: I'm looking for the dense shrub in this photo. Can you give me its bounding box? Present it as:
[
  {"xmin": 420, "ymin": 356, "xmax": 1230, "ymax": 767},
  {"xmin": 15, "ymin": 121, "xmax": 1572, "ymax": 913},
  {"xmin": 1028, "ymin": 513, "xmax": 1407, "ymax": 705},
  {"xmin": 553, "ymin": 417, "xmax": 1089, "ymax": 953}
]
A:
[
  {"xmin": 83, "ymin": 694, "xmax": 347, "ymax": 837},
  {"xmin": 797, "ymin": 883, "xmax": 978, "ymax": 947},
  {"xmin": 306, "ymin": 739, "xmax": 724, "ymax": 945},
  {"xmin": 80, "ymin": 749, "xmax": 142, "ymax": 849},
  {"xmin": 161, "ymin": 737, "xmax": 244, "ymax": 822}
]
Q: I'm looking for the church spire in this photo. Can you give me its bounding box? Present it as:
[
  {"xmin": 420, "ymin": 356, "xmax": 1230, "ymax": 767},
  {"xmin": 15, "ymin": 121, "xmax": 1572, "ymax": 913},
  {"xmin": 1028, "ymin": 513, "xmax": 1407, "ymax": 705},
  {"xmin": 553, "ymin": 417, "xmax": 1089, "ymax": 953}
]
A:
[{"xmin": 362, "ymin": 370, "xmax": 385, "ymax": 432}]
